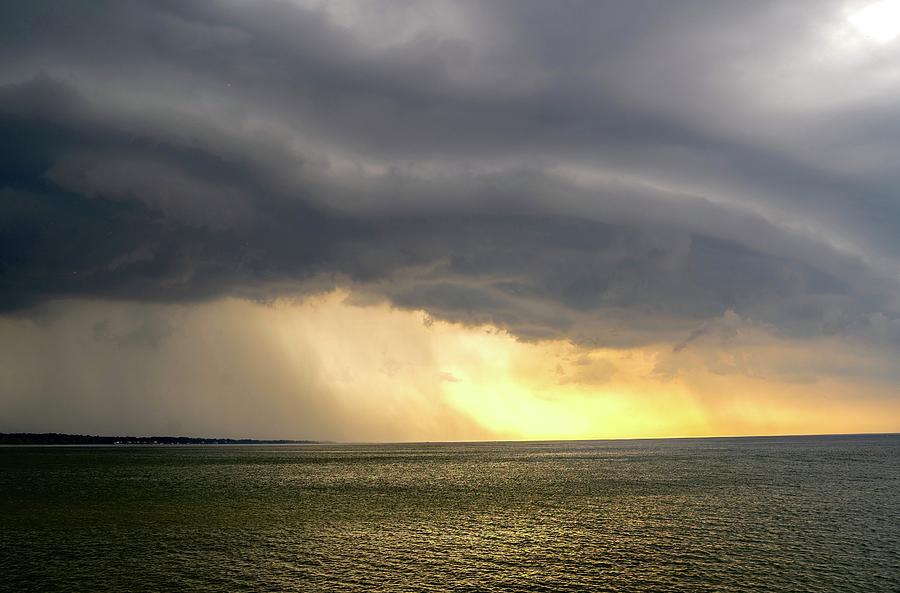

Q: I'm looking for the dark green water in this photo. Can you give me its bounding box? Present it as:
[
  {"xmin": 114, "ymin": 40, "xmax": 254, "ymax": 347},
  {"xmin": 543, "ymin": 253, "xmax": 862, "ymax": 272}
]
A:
[{"xmin": 1, "ymin": 435, "xmax": 898, "ymax": 592}]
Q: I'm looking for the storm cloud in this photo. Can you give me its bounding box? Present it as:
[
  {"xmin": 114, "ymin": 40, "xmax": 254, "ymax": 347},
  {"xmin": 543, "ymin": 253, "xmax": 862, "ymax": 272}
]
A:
[{"xmin": 2, "ymin": 1, "xmax": 900, "ymax": 437}]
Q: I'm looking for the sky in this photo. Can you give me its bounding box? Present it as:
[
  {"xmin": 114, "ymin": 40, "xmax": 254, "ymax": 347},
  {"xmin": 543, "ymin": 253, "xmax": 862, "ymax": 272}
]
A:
[{"xmin": 2, "ymin": 0, "xmax": 900, "ymax": 440}]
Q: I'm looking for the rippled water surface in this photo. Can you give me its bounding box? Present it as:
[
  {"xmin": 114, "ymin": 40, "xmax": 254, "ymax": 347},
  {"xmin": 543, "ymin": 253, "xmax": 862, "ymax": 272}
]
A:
[{"xmin": 1, "ymin": 435, "xmax": 899, "ymax": 592}]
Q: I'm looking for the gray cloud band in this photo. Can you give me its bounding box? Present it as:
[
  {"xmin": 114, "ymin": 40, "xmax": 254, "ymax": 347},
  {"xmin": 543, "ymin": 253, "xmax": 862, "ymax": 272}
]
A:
[{"xmin": 2, "ymin": 0, "xmax": 899, "ymax": 348}]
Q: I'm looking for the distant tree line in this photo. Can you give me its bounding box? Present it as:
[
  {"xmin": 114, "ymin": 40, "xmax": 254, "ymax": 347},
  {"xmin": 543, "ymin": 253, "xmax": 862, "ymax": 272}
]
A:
[{"xmin": 0, "ymin": 433, "xmax": 317, "ymax": 445}]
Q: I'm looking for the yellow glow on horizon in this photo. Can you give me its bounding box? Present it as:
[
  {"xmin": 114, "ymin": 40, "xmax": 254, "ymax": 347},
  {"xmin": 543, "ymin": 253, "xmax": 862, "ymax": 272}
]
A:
[
  {"xmin": 432, "ymin": 328, "xmax": 708, "ymax": 439},
  {"xmin": 3, "ymin": 292, "xmax": 897, "ymax": 441},
  {"xmin": 255, "ymin": 290, "xmax": 900, "ymax": 441}
]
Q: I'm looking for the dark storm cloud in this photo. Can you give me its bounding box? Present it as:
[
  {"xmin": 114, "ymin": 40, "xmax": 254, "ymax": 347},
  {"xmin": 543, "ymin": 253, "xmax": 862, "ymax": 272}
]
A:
[{"xmin": 2, "ymin": 0, "xmax": 900, "ymax": 347}]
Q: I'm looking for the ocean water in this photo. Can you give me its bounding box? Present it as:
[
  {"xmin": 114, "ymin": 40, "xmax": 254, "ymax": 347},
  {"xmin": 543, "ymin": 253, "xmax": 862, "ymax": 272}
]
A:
[{"xmin": 1, "ymin": 435, "xmax": 898, "ymax": 592}]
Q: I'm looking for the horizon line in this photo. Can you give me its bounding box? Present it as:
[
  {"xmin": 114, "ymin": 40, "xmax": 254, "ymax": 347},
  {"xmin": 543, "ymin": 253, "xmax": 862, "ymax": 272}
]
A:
[{"xmin": 2, "ymin": 430, "xmax": 898, "ymax": 446}]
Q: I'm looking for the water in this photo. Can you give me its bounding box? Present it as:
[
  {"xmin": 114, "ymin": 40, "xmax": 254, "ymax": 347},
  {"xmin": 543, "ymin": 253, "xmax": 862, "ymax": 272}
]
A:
[{"xmin": 1, "ymin": 435, "xmax": 898, "ymax": 592}]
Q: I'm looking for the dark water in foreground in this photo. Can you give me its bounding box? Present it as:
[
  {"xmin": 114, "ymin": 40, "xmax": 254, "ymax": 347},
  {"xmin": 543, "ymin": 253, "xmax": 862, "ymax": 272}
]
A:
[{"xmin": 1, "ymin": 435, "xmax": 898, "ymax": 592}]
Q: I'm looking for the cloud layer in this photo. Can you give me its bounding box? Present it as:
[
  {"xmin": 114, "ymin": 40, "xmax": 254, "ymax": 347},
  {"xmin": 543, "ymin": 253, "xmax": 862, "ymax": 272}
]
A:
[{"xmin": 2, "ymin": 1, "xmax": 900, "ymax": 437}]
